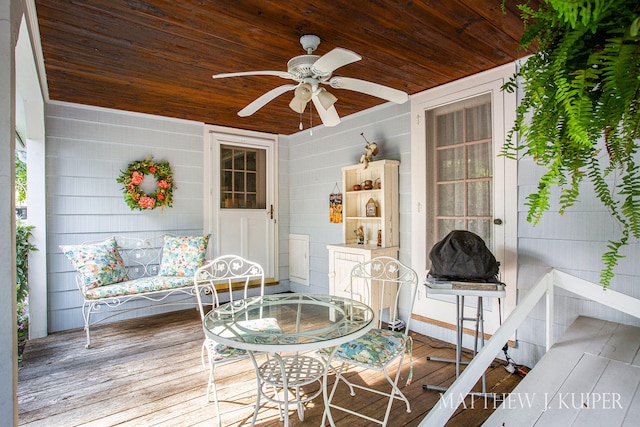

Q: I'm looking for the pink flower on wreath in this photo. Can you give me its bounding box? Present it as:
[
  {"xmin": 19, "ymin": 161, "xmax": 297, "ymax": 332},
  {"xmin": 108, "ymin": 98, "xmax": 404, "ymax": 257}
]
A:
[
  {"xmin": 131, "ymin": 171, "xmax": 144, "ymax": 185},
  {"xmin": 138, "ymin": 196, "xmax": 156, "ymax": 209},
  {"xmin": 157, "ymin": 193, "xmax": 165, "ymax": 201},
  {"xmin": 148, "ymin": 166, "xmax": 157, "ymax": 173},
  {"xmin": 157, "ymin": 180, "xmax": 170, "ymax": 189}
]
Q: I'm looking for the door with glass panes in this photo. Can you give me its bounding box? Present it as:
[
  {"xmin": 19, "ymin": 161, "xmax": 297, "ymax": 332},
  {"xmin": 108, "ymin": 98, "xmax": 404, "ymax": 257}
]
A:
[
  {"xmin": 205, "ymin": 128, "xmax": 277, "ymax": 281},
  {"xmin": 410, "ymin": 65, "xmax": 518, "ymax": 333}
]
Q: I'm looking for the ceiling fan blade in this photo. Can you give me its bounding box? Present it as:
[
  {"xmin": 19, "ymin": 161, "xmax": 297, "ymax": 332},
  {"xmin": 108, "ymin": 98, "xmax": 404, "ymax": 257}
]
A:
[
  {"xmin": 238, "ymin": 84, "xmax": 297, "ymax": 117},
  {"xmin": 329, "ymin": 76, "xmax": 409, "ymax": 104},
  {"xmin": 312, "ymin": 96, "xmax": 341, "ymax": 127},
  {"xmin": 311, "ymin": 48, "xmax": 361, "ymax": 76},
  {"xmin": 315, "ymin": 87, "xmax": 338, "ymax": 110},
  {"xmin": 213, "ymin": 70, "xmax": 293, "ymax": 79}
]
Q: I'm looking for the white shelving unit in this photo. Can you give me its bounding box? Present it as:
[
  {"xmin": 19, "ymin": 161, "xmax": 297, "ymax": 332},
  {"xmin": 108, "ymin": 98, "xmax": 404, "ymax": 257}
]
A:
[
  {"xmin": 340, "ymin": 159, "xmax": 399, "ymax": 247},
  {"xmin": 327, "ymin": 159, "xmax": 400, "ymax": 316}
]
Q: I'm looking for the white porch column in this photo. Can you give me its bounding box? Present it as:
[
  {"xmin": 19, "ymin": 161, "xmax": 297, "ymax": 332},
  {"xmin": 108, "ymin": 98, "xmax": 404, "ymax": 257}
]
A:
[{"xmin": 0, "ymin": 1, "xmax": 22, "ymax": 425}]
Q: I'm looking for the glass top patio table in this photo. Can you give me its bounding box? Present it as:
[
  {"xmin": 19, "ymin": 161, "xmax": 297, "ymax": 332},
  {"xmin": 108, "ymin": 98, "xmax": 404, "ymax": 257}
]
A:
[
  {"xmin": 202, "ymin": 293, "xmax": 374, "ymax": 426},
  {"xmin": 202, "ymin": 293, "xmax": 374, "ymax": 353}
]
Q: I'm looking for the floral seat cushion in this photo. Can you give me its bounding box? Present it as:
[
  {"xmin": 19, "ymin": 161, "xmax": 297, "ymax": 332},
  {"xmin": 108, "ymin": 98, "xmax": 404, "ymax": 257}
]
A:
[
  {"xmin": 333, "ymin": 328, "xmax": 409, "ymax": 367},
  {"xmin": 205, "ymin": 317, "xmax": 282, "ymax": 361},
  {"xmin": 206, "ymin": 339, "xmax": 249, "ymax": 361},
  {"xmin": 83, "ymin": 275, "xmax": 194, "ymax": 299}
]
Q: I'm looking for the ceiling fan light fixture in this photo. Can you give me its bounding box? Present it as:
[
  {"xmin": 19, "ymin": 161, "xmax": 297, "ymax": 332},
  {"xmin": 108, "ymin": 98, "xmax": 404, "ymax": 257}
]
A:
[
  {"xmin": 316, "ymin": 88, "xmax": 338, "ymax": 110},
  {"xmin": 294, "ymin": 83, "xmax": 313, "ymax": 102},
  {"xmin": 289, "ymin": 97, "xmax": 307, "ymax": 114}
]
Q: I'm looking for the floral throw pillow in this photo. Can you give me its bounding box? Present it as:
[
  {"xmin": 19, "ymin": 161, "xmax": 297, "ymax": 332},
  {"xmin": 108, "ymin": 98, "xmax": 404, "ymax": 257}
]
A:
[
  {"xmin": 158, "ymin": 235, "xmax": 210, "ymax": 277},
  {"xmin": 60, "ymin": 237, "xmax": 129, "ymax": 289}
]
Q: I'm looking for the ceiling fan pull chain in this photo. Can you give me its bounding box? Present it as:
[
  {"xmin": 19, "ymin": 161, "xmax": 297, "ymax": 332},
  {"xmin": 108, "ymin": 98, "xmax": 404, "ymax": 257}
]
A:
[
  {"xmin": 309, "ymin": 101, "xmax": 313, "ymax": 135},
  {"xmin": 299, "ymin": 111, "xmax": 303, "ymax": 130}
]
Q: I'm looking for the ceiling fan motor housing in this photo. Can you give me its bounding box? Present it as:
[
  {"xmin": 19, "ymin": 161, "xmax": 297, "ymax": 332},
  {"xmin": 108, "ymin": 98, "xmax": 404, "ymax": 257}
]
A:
[{"xmin": 287, "ymin": 55, "xmax": 322, "ymax": 81}]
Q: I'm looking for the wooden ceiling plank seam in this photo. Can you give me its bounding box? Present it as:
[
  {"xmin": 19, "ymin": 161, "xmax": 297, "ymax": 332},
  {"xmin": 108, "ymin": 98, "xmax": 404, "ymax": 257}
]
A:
[{"xmin": 64, "ymin": 0, "xmax": 311, "ymax": 69}]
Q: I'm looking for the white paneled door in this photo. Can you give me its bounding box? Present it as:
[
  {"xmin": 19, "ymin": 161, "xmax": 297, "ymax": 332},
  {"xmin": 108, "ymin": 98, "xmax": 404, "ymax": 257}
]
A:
[{"xmin": 204, "ymin": 127, "xmax": 278, "ymax": 281}]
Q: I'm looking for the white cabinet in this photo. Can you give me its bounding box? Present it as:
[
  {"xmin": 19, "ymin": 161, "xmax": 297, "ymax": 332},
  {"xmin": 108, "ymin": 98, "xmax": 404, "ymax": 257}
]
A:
[
  {"xmin": 327, "ymin": 159, "xmax": 400, "ymax": 319},
  {"xmin": 327, "ymin": 244, "xmax": 399, "ymax": 321}
]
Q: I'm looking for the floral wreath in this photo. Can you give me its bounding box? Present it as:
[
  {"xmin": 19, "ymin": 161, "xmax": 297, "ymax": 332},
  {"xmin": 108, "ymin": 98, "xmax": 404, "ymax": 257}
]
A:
[{"xmin": 116, "ymin": 157, "xmax": 174, "ymax": 211}]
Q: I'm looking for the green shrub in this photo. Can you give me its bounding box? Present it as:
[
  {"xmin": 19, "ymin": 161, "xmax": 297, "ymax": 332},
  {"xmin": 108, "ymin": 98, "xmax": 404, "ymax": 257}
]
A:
[
  {"xmin": 15, "ymin": 152, "xmax": 26, "ymax": 204},
  {"xmin": 16, "ymin": 219, "xmax": 36, "ymax": 343}
]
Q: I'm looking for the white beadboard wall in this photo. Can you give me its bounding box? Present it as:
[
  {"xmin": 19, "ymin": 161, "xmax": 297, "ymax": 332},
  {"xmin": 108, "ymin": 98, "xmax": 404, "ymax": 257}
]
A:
[
  {"xmin": 283, "ymin": 102, "xmax": 411, "ymax": 295},
  {"xmin": 277, "ymin": 137, "xmax": 291, "ymax": 283},
  {"xmin": 46, "ymin": 101, "xmax": 205, "ymax": 333},
  {"xmin": 42, "ymin": 73, "xmax": 640, "ymax": 371},
  {"xmin": 508, "ymin": 153, "xmax": 640, "ymax": 369}
]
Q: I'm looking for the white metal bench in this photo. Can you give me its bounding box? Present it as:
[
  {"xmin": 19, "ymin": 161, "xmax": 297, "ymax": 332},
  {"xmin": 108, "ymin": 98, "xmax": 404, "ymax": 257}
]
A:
[{"xmin": 63, "ymin": 234, "xmax": 209, "ymax": 348}]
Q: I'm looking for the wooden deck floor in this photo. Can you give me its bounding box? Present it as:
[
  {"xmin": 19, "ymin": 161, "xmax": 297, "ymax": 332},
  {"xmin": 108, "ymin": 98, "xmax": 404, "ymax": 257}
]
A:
[{"xmin": 18, "ymin": 308, "xmax": 525, "ymax": 426}]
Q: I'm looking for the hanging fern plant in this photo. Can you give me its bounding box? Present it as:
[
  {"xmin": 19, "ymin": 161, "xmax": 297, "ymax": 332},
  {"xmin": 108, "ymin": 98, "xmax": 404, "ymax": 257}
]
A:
[{"xmin": 503, "ymin": 0, "xmax": 640, "ymax": 288}]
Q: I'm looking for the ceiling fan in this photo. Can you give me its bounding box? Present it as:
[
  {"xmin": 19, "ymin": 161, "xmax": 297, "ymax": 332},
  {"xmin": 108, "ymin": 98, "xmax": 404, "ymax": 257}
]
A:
[{"xmin": 212, "ymin": 35, "xmax": 409, "ymax": 128}]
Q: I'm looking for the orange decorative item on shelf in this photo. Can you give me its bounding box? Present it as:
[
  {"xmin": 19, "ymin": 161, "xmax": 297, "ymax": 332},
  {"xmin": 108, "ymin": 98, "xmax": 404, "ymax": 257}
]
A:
[{"xmin": 330, "ymin": 184, "xmax": 343, "ymax": 223}]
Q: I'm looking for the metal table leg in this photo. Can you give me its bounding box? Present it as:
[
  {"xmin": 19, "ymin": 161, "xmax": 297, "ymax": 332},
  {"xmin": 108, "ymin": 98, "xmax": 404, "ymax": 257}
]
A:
[{"xmin": 423, "ymin": 296, "xmax": 495, "ymax": 398}]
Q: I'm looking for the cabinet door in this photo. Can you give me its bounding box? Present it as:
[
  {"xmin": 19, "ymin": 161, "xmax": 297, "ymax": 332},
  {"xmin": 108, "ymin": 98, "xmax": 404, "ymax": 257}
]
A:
[
  {"xmin": 331, "ymin": 249, "xmax": 397, "ymax": 324},
  {"xmin": 333, "ymin": 251, "xmax": 366, "ymax": 301}
]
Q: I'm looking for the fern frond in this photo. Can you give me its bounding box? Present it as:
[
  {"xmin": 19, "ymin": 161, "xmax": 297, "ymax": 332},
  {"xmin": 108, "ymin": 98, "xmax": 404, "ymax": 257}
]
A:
[
  {"xmin": 601, "ymin": 231, "xmax": 628, "ymax": 289},
  {"xmin": 618, "ymin": 160, "xmax": 640, "ymax": 238},
  {"xmin": 506, "ymin": 0, "xmax": 640, "ymax": 288}
]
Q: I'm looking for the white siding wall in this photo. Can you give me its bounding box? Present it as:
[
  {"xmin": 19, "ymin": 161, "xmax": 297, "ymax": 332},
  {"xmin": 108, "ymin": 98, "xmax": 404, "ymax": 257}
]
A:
[
  {"xmin": 46, "ymin": 102, "xmax": 205, "ymax": 332},
  {"xmin": 284, "ymin": 102, "xmax": 411, "ymax": 294},
  {"xmin": 277, "ymin": 135, "xmax": 291, "ymax": 283},
  {"xmin": 41, "ymin": 72, "xmax": 640, "ymax": 371},
  {"xmin": 510, "ymin": 155, "xmax": 640, "ymax": 368}
]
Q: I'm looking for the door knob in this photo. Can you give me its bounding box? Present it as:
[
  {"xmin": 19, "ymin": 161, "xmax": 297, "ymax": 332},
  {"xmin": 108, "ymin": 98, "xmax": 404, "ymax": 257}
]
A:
[{"xmin": 494, "ymin": 218, "xmax": 503, "ymax": 225}]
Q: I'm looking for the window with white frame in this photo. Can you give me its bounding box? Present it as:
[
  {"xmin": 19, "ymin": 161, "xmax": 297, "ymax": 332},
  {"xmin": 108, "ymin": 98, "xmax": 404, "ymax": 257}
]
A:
[{"xmin": 426, "ymin": 93, "xmax": 493, "ymax": 251}]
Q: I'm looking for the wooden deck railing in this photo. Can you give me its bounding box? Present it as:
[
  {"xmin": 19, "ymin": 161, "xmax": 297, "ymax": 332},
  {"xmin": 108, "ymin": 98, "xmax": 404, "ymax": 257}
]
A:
[{"xmin": 419, "ymin": 268, "xmax": 640, "ymax": 426}]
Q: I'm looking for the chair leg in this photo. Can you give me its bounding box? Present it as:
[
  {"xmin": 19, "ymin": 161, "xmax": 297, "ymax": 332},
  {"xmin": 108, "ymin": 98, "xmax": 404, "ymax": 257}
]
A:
[
  {"xmin": 322, "ymin": 361, "xmax": 348, "ymax": 426},
  {"xmin": 201, "ymin": 343, "xmax": 208, "ymax": 369},
  {"xmin": 324, "ymin": 356, "xmax": 411, "ymax": 427},
  {"xmin": 201, "ymin": 344, "xmax": 225, "ymax": 427},
  {"xmin": 251, "ymin": 373, "xmax": 262, "ymax": 425},
  {"xmin": 206, "ymin": 363, "xmax": 224, "ymax": 427},
  {"xmin": 366, "ymin": 352, "xmax": 409, "ymax": 427},
  {"xmin": 83, "ymin": 301, "xmax": 95, "ymax": 348}
]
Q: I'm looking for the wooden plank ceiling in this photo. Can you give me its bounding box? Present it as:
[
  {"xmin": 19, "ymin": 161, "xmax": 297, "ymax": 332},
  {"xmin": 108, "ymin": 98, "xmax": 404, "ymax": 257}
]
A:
[{"xmin": 35, "ymin": 0, "xmax": 535, "ymax": 135}]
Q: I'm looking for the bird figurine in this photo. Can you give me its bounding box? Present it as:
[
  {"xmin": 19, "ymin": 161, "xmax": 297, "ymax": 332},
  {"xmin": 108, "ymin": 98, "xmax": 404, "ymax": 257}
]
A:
[{"xmin": 359, "ymin": 133, "xmax": 378, "ymax": 169}]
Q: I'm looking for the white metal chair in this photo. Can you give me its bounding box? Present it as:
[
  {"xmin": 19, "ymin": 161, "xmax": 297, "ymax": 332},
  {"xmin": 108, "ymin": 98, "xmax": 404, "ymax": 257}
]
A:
[
  {"xmin": 322, "ymin": 256, "xmax": 419, "ymax": 427},
  {"xmin": 193, "ymin": 255, "xmax": 276, "ymax": 427}
]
